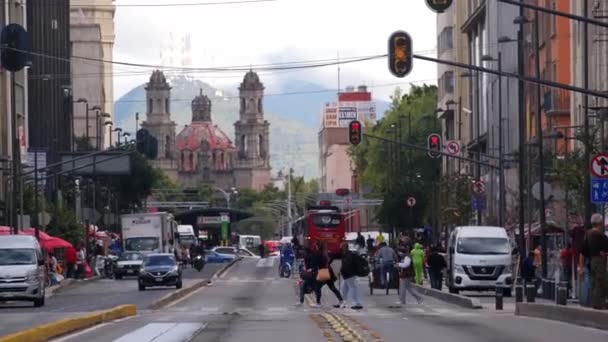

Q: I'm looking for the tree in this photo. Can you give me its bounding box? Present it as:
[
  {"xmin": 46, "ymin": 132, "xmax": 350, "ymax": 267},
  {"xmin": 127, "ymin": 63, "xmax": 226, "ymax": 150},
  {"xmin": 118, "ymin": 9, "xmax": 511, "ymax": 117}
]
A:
[
  {"xmin": 349, "ymin": 84, "xmax": 440, "ymax": 230},
  {"xmin": 46, "ymin": 205, "xmax": 84, "ymax": 246},
  {"xmin": 438, "ymin": 175, "xmax": 474, "ymax": 226}
]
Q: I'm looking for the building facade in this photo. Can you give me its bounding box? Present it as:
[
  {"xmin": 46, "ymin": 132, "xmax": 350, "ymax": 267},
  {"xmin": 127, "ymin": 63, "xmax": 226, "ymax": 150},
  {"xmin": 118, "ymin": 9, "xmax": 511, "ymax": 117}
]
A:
[
  {"xmin": 70, "ymin": 0, "xmax": 115, "ymax": 149},
  {"xmin": 144, "ymin": 70, "xmax": 271, "ymax": 192},
  {"xmin": 0, "ymin": 0, "xmax": 28, "ymax": 224},
  {"xmin": 26, "ymin": 0, "xmax": 72, "ymax": 159}
]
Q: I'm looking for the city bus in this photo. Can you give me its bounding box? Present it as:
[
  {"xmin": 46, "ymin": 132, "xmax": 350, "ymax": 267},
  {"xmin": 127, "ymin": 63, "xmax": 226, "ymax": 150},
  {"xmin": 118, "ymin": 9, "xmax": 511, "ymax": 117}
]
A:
[{"xmin": 304, "ymin": 205, "xmax": 346, "ymax": 257}]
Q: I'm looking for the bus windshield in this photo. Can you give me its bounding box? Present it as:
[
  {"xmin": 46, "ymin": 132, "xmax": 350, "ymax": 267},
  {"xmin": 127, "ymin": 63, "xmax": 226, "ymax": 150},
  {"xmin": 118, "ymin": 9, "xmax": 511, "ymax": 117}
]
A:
[{"xmin": 311, "ymin": 213, "xmax": 342, "ymax": 229}]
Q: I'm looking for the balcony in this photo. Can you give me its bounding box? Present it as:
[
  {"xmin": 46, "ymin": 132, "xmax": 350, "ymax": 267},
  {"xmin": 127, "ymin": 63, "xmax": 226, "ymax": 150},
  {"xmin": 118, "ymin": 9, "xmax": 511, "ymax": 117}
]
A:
[{"xmin": 543, "ymin": 89, "xmax": 570, "ymax": 117}]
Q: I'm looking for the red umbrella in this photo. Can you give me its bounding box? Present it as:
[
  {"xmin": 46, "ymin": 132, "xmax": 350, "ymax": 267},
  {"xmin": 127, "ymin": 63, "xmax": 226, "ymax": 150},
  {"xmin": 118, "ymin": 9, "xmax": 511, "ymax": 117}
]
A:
[
  {"xmin": 0, "ymin": 226, "xmax": 11, "ymax": 236},
  {"xmin": 42, "ymin": 237, "xmax": 73, "ymax": 252},
  {"xmin": 21, "ymin": 228, "xmax": 53, "ymax": 241}
]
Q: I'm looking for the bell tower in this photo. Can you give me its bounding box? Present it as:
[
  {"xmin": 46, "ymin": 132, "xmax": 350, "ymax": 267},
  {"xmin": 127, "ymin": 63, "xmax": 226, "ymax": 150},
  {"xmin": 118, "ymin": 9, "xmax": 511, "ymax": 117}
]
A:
[
  {"xmin": 234, "ymin": 71, "xmax": 271, "ymax": 191},
  {"xmin": 141, "ymin": 70, "xmax": 176, "ymax": 161}
]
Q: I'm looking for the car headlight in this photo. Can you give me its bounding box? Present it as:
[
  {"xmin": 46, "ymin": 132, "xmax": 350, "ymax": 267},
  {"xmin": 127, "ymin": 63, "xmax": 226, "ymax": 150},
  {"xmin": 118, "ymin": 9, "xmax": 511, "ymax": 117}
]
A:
[
  {"xmin": 168, "ymin": 266, "xmax": 179, "ymax": 275},
  {"xmin": 502, "ymin": 265, "xmax": 512, "ymax": 274},
  {"xmin": 25, "ymin": 273, "xmax": 39, "ymax": 284},
  {"xmin": 454, "ymin": 264, "xmax": 466, "ymax": 274}
]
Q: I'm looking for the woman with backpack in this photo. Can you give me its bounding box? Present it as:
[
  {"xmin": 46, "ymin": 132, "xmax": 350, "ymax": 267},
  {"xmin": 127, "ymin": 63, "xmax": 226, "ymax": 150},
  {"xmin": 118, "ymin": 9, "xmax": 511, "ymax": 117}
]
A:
[
  {"xmin": 315, "ymin": 241, "xmax": 344, "ymax": 308},
  {"xmin": 396, "ymin": 247, "xmax": 423, "ymax": 306}
]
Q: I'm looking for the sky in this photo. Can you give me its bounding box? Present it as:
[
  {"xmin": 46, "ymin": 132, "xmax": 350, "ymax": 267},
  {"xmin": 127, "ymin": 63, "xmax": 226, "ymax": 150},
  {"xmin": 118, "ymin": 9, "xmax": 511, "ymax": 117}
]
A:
[{"xmin": 112, "ymin": 0, "xmax": 438, "ymax": 102}]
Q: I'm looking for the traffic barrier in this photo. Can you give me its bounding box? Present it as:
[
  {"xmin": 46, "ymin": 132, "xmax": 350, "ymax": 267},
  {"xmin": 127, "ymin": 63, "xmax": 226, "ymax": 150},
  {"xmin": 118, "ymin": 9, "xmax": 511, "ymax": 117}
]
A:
[
  {"xmin": 515, "ymin": 303, "xmax": 608, "ymax": 331},
  {"xmin": 515, "ymin": 284, "xmax": 524, "ymax": 303},
  {"xmin": 411, "ymin": 284, "xmax": 482, "ymax": 309},
  {"xmin": 148, "ymin": 257, "xmax": 242, "ymax": 310},
  {"xmin": 0, "ymin": 305, "xmax": 136, "ymax": 342},
  {"xmin": 495, "ymin": 283, "xmax": 504, "ymax": 310},
  {"xmin": 525, "ymin": 283, "xmax": 536, "ymax": 302}
]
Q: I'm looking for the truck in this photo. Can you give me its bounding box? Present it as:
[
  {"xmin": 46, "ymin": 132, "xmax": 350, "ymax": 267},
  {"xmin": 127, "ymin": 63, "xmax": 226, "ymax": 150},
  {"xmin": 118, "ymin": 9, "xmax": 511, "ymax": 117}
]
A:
[
  {"xmin": 176, "ymin": 224, "xmax": 197, "ymax": 247},
  {"xmin": 121, "ymin": 212, "xmax": 176, "ymax": 254}
]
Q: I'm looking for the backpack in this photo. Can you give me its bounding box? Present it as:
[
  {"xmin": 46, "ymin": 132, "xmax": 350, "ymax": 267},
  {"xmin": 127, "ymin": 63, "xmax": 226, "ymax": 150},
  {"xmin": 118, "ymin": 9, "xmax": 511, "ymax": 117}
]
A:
[{"xmin": 354, "ymin": 254, "xmax": 370, "ymax": 277}]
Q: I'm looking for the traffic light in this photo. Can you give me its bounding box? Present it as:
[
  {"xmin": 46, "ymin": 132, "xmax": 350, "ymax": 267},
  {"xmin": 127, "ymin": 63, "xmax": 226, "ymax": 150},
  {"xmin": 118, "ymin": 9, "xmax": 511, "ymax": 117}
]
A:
[
  {"xmin": 388, "ymin": 31, "xmax": 412, "ymax": 78},
  {"xmin": 0, "ymin": 24, "xmax": 31, "ymax": 72},
  {"xmin": 425, "ymin": 0, "xmax": 454, "ymax": 13},
  {"xmin": 349, "ymin": 120, "xmax": 362, "ymax": 145},
  {"xmin": 427, "ymin": 133, "xmax": 442, "ymax": 159}
]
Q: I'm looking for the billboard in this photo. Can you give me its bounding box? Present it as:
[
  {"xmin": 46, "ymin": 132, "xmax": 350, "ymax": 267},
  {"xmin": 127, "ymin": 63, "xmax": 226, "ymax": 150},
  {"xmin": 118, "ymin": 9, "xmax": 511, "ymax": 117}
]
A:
[{"xmin": 338, "ymin": 106, "xmax": 357, "ymax": 127}]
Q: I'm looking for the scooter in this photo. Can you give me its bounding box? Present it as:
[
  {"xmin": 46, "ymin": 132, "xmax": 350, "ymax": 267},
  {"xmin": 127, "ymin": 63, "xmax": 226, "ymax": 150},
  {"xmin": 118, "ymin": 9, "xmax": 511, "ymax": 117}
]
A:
[{"xmin": 193, "ymin": 254, "xmax": 205, "ymax": 272}]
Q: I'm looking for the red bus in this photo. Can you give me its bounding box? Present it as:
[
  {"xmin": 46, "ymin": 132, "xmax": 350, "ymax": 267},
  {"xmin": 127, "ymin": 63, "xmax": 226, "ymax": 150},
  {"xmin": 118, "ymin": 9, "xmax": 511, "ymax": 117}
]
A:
[{"xmin": 304, "ymin": 206, "xmax": 346, "ymax": 257}]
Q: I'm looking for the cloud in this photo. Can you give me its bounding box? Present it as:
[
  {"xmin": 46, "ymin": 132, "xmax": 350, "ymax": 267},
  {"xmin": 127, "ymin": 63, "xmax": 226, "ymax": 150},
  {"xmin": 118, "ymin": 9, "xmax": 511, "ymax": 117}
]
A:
[{"xmin": 113, "ymin": 0, "xmax": 438, "ymax": 101}]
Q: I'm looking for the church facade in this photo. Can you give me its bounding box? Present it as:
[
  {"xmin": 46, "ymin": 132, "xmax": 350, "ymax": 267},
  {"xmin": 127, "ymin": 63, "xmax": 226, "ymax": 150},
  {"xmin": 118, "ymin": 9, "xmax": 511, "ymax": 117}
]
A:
[{"xmin": 141, "ymin": 70, "xmax": 271, "ymax": 191}]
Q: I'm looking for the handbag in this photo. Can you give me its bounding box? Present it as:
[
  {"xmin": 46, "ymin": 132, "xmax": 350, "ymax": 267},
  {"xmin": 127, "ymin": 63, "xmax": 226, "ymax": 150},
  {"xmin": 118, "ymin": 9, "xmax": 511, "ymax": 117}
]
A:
[{"xmin": 317, "ymin": 268, "xmax": 331, "ymax": 282}]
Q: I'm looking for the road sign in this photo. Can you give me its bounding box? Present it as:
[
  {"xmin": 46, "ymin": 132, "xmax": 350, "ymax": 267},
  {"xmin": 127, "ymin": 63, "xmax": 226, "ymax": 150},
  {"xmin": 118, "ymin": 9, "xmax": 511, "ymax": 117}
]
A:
[
  {"xmin": 472, "ymin": 180, "xmax": 485, "ymax": 194},
  {"xmin": 590, "ymin": 153, "xmax": 608, "ymax": 178},
  {"xmin": 446, "ymin": 140, "xmax": 461, "ymax": 155},
  {"xmin": 406, "ymin": 197, "xmax": 416, "ymax": 207},
  {"xmin": 591, "ymin": 179, "xmax": 608, "ymax": 203},
  {"xmin": 471, "ymin": 194, "xmax": 486, "ymax": 210}
]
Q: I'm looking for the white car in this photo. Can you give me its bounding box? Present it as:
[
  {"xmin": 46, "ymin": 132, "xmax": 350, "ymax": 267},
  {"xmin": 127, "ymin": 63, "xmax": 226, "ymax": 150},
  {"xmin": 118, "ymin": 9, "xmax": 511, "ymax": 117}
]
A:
[
  {"xmin": 211, "ymin": 247, "xmax": 259, "ymax": 259},
  {"xmin": 114, "ymin": 252, "xmax": 144, "ymax": 279}
]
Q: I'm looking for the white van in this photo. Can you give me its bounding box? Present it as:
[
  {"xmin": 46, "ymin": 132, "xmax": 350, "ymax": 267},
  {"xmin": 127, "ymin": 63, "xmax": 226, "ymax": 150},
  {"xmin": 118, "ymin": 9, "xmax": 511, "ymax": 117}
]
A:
[
  {"xmin": 446, "ymin": 226, "xmax": 513, "ymax": 296},
  {"xmin": 0, "ymin": 235, "xmax": 46, "ymax": 306},
  {"xmin": 176, "ymin": 225, "xmax": 196, "ymax": 247}
]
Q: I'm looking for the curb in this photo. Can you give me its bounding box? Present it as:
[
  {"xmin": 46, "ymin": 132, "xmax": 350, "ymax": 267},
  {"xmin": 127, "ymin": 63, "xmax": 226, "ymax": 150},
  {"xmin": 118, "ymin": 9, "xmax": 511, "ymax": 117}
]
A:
[
  {"xmin": 46, "ymin": 276, "xmax": 102, "ymax": 298},
  {"xmin": 412, "ymin": 284, "xmax": 482, "ymax": 309},
  {"xmin": 148, "ymin": 257, "xmax": 242, "ymax": 310},
  {"xmin": 0, "ymin": 305, "xmax": 136, "ymax": 342},
  {"xmin": 515, "ymin": 303, "xmax": 608, "ymax": 331}
]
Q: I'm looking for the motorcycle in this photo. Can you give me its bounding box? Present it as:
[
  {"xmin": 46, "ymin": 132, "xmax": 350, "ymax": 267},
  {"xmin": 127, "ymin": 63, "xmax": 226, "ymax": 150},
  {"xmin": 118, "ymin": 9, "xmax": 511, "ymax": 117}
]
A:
[
  {"xmin": 103, "ymin": 254, "xmax": 118, "ymax": 279},
  {"xmin": 193, "ymin": 254, "xmax": 205, "ymax": 272}
]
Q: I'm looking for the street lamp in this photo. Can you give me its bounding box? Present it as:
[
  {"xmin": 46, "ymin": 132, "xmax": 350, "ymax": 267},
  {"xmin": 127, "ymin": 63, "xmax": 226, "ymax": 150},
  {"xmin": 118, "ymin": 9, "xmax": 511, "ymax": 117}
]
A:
[
  {"xmin": 97, "ymin": 112, "xmax": 111, "ymax": 150},
  {"xmin": 113, "ymin": 128, "xmax": 122, "ymax": 147},
  {"xmin": 76, "ymin": 98, "xmax": 101, "ymax": 149},
  {"xmin": 104, "ymin": 121, "xmax": 113, "ymax": 147},
  {"xmin": 481, "ymin": 52, "xmax": 505, "ymax": 227},
  {"xmin": 122, "ymin": 132, "xmax": 131, "ymax": 146}
]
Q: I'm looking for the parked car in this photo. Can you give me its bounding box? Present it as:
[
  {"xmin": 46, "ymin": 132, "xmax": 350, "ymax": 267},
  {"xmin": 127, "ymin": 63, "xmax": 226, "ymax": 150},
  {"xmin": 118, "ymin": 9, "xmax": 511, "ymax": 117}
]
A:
[
  {"xmin": 114, "ymin": 252, "xmax": 143, "ymax": 279},
  {"xmin": 205, "ymin": 251, "xmax": 232, "ymax": 263},
  {"xmin": 211, "ymin": 246, "xmax": 239, "ymax": 260},
  {"xmin": 0, "ymin": 236, "xmax": 46, "ymax": 307},
  {"xmin": 138, "ymin": 253, "xmax": 182, "ymax": 291}
]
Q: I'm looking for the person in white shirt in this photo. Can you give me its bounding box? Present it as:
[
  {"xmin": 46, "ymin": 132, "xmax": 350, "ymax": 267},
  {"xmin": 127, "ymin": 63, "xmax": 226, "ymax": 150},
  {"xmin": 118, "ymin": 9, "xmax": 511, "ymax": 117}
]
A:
[{"xmin": 396, "ymin": 248, "xmax": 423, "ymax": 305}]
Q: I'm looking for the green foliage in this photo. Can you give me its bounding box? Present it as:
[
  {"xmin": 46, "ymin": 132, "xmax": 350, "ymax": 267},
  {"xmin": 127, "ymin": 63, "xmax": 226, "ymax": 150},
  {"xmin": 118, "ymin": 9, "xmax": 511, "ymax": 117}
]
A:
[
  {"xmin": 350, "ymin": 84, "xmax": 440, "ymax": 228},
  {"xmin": 553, "ymin": 148, "xmax": 586, "ymax": 215},
  {"xmin": 233, "ymin": 217, "xmax": 276, "ymax": 240},
  {"xmin": 105, "ymin": 151, "xmax": 161, "ymax": 211},
  {"xmin": 46, "ymin": 205, "xmax": 84, "ymax": 246},
  {"xmin": 438, "ymin": 175, "xmax": 474, "ymax": 226}
]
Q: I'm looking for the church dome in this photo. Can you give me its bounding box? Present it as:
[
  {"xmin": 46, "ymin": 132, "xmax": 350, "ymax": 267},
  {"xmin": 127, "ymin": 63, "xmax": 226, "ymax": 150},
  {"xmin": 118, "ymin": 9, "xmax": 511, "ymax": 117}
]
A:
[
  {"xmin": 176, "ymin": 122, "xmax": 234, "ymax": 152},
  {"xmin": 191, "ymin": 89, "xmax": 212, "ymax": 122},
  {"xmin": 240, "ymin": 70, "xmax": 264, "ymax": 90}
]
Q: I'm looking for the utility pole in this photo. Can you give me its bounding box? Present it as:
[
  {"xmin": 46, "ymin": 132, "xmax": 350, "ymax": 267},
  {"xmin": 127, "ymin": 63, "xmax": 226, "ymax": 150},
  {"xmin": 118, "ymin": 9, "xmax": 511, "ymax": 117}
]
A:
[
  {"xmin": 534, "ymin": 12, "xmax": 548, "ymax": 280},
  {"xmin": 517, "ymin": 5, "xmax": 527, "ymax": 260},
  {"xmin": 583, "ymin": 0, "xmax": 592, "ymax": 230},
  {"xmin": 498, "ymin": 52, "xmax": 505, "ymax": 227},
  {"xmin": 10, "ymin": 72, "xmax": 20, "ymax": 235},
  {"xmin": 287, "ymin": 168, "xmax": 293, "ymax": 237}
]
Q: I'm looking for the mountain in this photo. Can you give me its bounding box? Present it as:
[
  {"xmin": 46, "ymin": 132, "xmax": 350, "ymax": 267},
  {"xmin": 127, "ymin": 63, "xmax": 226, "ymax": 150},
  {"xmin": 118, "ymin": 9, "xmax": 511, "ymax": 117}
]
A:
[{"xmin": 113, "ymin": 77, "xmax": 390, "ymax": 180}]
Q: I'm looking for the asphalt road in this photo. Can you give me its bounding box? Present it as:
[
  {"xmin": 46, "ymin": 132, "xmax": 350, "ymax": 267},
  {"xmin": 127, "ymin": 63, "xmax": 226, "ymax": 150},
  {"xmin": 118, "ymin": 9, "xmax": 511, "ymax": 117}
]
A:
[
  {"xmin": 0, "ymin": 262, "xmax": 223, "ymax": 337},
  {"xmin": 50, "ymin": 257, "xmax": 608, "ymax": 342}
]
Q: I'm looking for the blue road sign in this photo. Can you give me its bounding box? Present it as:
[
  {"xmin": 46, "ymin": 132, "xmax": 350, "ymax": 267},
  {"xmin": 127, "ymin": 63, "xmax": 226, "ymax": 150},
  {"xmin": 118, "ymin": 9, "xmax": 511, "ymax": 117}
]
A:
[
  {"xmin": 591, "ymin": 179, "xmax": 608, "ymax": 203},
  {"xmin": 471, "ymin": 195, "xmax": 486, "ymax": 210}
]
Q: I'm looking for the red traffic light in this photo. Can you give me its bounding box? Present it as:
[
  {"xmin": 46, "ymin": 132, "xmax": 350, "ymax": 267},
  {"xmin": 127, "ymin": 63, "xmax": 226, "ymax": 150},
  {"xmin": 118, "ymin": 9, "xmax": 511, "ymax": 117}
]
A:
[
  {"xmin": 349, "ymin": 120, "xmax": 362, "ymax": 145},
  {"xmin": 335, "ymin": 188, "xmax": 350, "ymax": 197},
  {"xmin": 427, "ymin": 133, "xmax": 441, "ymax": 159}
]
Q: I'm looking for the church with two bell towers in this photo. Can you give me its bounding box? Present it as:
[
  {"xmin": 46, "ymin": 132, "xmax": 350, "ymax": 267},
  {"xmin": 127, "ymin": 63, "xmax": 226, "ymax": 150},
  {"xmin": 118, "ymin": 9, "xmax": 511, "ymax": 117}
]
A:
[{"xmin": 140, "ymin": 70, "xmax": 271, "ymax": 191}]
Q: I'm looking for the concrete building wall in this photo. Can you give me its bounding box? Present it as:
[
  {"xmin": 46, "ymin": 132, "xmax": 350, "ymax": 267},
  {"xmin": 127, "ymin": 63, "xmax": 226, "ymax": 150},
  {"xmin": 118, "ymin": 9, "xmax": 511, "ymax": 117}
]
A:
[
  {"xmin": 71, "ymin": 24, "xmax": 105, "ymax": 147},
  {"xmin": 70, "ymin": 0, "xmax": 115, "ymax": 149}
]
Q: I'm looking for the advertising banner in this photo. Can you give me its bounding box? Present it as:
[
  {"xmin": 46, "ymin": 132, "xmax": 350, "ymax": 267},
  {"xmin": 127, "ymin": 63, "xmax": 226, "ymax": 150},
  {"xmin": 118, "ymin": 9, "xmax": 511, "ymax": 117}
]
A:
[{"xmin": 338, "ymin": 106, "xmax": 357, "ymax": 127}]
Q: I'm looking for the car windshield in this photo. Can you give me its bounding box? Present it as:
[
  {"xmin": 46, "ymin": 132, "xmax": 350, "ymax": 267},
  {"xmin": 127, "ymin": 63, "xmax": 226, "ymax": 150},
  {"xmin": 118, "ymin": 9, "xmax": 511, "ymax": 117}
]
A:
[
  {"xmin": 125, "ymin": 238, "xmax": 158, "ymax": 251},
  {"xmin": 311, "ymin": 213, "xmax": 341, "ymax": 228},
  {"xmin": 144, "ymin": 255, "xmax": 175, "ymax": 267},
  {"xmin": 0, "ymin": 248, "xmax": 37, "ymax": 265},
  {"xmin": 119, "ymin": 252, "xmax": 143, "ymax": 261},
  {"xmin": 457, "ymin": 238, "xmax": 510, "ymax": 255}
]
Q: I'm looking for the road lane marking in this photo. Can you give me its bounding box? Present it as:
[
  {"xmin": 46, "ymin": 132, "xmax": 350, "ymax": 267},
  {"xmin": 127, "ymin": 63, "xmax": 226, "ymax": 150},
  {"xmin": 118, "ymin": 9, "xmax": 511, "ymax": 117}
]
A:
[
  {"xmin": 113, "ymin": 322, "xmax": 206, "ymax": 342},
  {"xmin": 50, "ymin": 316, "xmax": 136, "ymax": 342},
  {"xmin": 256, "ymin": 257, "xmax": 277, "ymax": 268}
]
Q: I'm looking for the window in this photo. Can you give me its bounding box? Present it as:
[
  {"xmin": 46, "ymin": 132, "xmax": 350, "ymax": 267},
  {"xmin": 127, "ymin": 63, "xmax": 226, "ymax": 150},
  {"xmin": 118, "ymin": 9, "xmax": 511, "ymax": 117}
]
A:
[
  {"xmin": 148, "ymin": 99, "xmax": 153, "ymax": 113},
  {"xmin": 440, "ymin": 71, "xmax": 454, "ymax": 96},
  {"xmin": 165, "ymin": 135, "xmax": 170, "ymax": 158},
  {"xmin": 257, "ymin": 99, "xmax": 262, "ymax": 113},
  {"xmin": 165, "ymin": 99, "xmax": 169, "ymax": 113},
  {"xmin": 438, "ymin": 27, "xmax": 454, "ymax": 55},
  {"xmin": 241, "ymin": 135, "xmax": 247, "ymax": 154},
  {"xmin": 180, "ymin": 152, "xmax": 184, "ymax": 169},
  {"xmin": 258, "ymin": 135, "xmax": 264, "ymax": 157}
]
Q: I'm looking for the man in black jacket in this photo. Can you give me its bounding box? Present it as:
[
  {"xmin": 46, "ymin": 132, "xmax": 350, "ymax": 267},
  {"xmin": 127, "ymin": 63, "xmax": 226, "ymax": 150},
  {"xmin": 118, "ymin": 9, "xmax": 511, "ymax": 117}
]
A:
[
  {"xmin": 339, "ymin": 242, "xmax": 363, "ymax": 310},
  {"xmin": 426, "ymin": 246, "xmax": 447, "ymax": 290}
]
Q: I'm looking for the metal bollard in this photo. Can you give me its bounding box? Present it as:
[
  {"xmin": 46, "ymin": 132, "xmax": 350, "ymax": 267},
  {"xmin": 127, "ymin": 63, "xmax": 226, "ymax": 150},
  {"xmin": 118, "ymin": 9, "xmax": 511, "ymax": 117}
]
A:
[
  {"xmin": 495, "ymin": 283, "xmax": 503, "ymax": 310},
  {"xmin": 525, "ymin": 283, "xmax": 536, "ymax": 303},
  {"xmin": 548, "ymin": 280, "xmax": 556, "ymax": 300},
  {"xmin": 515, "ymin": 284, "xmax": 524, "ymax": 303},
  {"xmin": 556, "ymin": 281, "xmax": 568, "ymax": 306}
]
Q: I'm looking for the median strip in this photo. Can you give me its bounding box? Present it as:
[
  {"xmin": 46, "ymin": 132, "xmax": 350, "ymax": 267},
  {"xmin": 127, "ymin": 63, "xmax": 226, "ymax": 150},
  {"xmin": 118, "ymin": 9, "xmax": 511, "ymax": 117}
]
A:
[
  {"xmin": 411, "ymin": 284, "xmax": 482, "ymax": 309},
  {"xmin": 0, "ymin": 305, "xmax": 136, "ymax": 342},
  {"xmin": 515, "ymin": 303, "xmax": 608, "ymax": 331}
]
